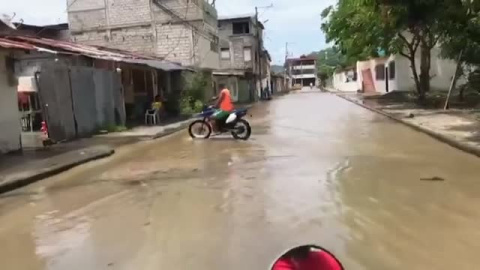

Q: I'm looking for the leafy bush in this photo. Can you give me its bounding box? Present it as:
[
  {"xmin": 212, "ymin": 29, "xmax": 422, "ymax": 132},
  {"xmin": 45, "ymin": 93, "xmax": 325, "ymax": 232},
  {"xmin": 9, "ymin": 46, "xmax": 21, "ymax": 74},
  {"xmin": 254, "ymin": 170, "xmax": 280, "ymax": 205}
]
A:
[
  {"xmin": 193, "ymin": 100, "xmax": 204, "ymax": 112},
  {"xmin": 180, "ymin": 96, "xmax": 194, "ymax": 115},
  {"xmin": 179, "ymin": 72, "xmax": 209, "ymax": 115}
]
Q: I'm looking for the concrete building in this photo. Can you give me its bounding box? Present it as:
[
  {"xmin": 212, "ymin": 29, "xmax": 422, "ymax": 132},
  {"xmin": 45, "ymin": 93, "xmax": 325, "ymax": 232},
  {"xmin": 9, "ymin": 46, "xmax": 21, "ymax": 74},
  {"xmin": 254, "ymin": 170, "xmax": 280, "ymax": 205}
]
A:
[
  {"xmin": 271, "ymin": 72, "xmax": 287, "ymax": 94},
  {"xmin": 67, "ymin": 0, "xmax": 219, "ymax": 69},
  {"xmin": 214, "ymin": 14, "xmax": 268, "ymax": 102},
  {"xmin": 287, "ymin": 55, "xmax": 318, "ymax": 88},
  {"xmin": 333, "ymin": 47, "xmax": 460, "ymax": 93}
]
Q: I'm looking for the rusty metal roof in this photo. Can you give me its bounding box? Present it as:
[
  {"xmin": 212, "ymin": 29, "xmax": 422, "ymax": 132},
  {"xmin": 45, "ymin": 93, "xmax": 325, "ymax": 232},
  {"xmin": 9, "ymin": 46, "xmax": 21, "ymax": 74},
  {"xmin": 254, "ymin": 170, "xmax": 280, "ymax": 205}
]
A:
[
  {"xmin": 0, "ymin": 37, "xmax": 36, "ymax": 50},
  {"xmin": 0, "ymin": 35, "xmax": 187, "ymax": 71},
  {"xmin": 11, "ymin": 36, "xmax": 138, "ymax": 60}
]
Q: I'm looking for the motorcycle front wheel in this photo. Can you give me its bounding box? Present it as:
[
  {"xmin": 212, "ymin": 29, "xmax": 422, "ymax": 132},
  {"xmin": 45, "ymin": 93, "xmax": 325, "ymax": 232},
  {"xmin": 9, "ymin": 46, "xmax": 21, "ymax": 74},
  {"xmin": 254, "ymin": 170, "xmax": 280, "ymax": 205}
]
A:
[
  {"xmin": 231, "ymin": 119, "xmax": 251, "ymax": 140},
  {"xmin": 189, "ymin": 120, "xmax": 212, "ymax": 139}
]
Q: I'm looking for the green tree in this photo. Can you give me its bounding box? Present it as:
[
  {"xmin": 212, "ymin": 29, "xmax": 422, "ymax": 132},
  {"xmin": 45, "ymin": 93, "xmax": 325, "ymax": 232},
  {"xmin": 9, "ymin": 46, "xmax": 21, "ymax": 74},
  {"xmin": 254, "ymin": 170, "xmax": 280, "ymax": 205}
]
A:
[
  {"xmin": 440, "ymin": 0, "xmax": 480, "ymax": 100},
  {"xmin": 308, "ymin": 47, "xmax": 352, "ymax": 84},
  {"xmin": 322, "ymin": 0, "xmax": 463, "ymax": 102}
]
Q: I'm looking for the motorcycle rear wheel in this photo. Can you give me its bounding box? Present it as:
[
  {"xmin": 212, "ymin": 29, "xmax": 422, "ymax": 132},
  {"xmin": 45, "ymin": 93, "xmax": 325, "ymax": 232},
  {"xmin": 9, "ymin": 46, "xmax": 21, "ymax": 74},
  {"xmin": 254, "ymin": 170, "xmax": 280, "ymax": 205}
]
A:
[{"xmin": 189, "ymin": 120, "xmax": 212, "ymax": 139}]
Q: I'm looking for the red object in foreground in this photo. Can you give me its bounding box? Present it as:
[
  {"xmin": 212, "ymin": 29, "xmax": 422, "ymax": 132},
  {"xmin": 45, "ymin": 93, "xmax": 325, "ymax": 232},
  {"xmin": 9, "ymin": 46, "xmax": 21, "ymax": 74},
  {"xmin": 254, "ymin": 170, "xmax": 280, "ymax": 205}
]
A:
[{"xmin": 272, "ymin": 250, "xmax": 342, "ymax": 270}]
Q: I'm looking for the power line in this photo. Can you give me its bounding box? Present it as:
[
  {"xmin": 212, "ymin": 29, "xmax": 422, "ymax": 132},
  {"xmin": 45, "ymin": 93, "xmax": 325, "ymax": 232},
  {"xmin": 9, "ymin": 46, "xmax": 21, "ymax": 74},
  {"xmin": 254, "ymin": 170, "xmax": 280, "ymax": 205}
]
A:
[
  {"xmin": 152, "ymin": 0, "xmax": 217, "ymax": 43},
  {"xmin": 66, "ymin": 0, "xmax": 80, "ymax": 11},
  {"xmin": 160, "ymin": 0, "xmax": 190, "ymax": 60}
]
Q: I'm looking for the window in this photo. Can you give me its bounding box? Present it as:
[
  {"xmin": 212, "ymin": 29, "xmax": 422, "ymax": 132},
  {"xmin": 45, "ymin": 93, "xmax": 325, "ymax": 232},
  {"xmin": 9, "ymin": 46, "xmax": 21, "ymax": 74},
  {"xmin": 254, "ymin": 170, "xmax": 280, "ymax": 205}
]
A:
[
  {"xmin": 346, "ymin": 70, "xmax": 357, "ymax": 82},
  {"xmin": 375, "ymin": 64, "xmax": 386, "ymax": 81},
  {"xmin": 233, "ymin": 21, "xmax": 250, "ymax": 34},
  {"xmin": 243, "ymin": 47, "xmax": 252, "ymax": 62},
  {"xmin": 221, "ymin": 48, "xmax": 230, "ymax": 60},
  {"xmin": 302, "ymin": 60, "xmax": 315, "ymax": 65},
  {"xmin": 210, "ymin": 41, "xmax": 218, "ymax": 52},
  {"xmin": 292, "ymin": 69, "xmax": 315, "ymax": 75},
  {"xmin": 389, "ymin": 61, "xmax": 396, "ymax": 80}
]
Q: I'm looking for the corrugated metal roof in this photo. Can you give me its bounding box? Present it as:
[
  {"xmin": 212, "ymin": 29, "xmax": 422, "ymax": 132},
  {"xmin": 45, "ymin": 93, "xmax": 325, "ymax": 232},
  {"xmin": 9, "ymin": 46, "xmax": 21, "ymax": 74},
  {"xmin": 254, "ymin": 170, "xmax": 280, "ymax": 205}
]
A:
[
  {"xmin": 122, "ymin": 58, "xmax": 189, "ymax": 71},
  {"xmin": 12, "ymin": 36, "xmax": 134, "ymax": 60},
  {"xmin": 0, "ymin": 35, "xmax": 187, "ymax": 71},
  {"xmin": 0, "ymin": 37, "xmax": 36, "ymax": 50}
]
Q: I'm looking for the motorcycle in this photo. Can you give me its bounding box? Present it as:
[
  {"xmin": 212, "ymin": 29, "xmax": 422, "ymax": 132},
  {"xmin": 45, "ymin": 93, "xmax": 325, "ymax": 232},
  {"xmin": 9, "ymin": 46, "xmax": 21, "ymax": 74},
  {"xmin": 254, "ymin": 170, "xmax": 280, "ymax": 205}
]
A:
[
  {"xmin": 188, "ymin": 105, "xmax": 252, "ymax": 140},
  {"xmin": 270, "ymin": 245, "xmax": 344, "ymax": 270}
]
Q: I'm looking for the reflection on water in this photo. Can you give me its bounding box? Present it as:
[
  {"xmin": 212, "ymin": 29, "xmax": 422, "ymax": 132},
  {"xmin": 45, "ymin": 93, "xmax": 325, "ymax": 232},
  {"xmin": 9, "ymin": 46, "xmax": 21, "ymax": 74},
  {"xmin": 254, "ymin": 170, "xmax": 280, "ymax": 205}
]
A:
[{"xmin": 34, "ymin": 211, "xmax": 92, "ymax": 259}]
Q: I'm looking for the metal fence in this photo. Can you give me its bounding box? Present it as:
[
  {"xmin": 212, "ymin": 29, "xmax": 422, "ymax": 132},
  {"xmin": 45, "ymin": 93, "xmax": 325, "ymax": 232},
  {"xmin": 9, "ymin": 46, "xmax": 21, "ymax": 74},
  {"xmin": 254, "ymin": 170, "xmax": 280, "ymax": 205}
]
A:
[{"xmin": 38, "ymin": 64, "xmax": 126, "ymax": 142}]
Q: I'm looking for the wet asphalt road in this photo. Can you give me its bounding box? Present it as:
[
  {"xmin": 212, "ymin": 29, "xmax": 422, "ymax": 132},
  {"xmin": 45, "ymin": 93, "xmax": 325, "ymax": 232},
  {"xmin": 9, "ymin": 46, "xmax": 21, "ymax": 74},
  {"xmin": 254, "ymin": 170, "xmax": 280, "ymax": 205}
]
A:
[{"xmin": 1, "ymin": 91, "xmax": 480, "ymax": 270}]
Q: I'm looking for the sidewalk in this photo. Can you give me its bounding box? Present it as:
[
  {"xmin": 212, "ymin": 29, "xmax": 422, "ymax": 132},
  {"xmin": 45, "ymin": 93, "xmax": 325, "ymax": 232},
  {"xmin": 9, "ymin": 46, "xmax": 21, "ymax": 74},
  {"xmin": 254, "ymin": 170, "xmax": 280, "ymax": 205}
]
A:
[
  {"xmin": 0, "ymin": 119, "xmax": 192, "ymax": 194},
  {"xmin": 333, "ymin": 90, "xmax": 480, "ymax": 158}
]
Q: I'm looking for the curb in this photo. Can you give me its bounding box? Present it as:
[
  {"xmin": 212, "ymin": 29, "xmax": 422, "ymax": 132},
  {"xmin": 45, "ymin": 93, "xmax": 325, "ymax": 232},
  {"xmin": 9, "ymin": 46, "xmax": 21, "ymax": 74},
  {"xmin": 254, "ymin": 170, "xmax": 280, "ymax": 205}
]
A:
[
  {"xmin": 0, "ymin": 147, "xmax": 115, "ymax": 194},
  {"xmin": 335, "ymin": 93, "xmax": 480, "ymax": 158},
  {"xmin": 152, "ymin": 120, "xmax": 192, "ymax": 139}
]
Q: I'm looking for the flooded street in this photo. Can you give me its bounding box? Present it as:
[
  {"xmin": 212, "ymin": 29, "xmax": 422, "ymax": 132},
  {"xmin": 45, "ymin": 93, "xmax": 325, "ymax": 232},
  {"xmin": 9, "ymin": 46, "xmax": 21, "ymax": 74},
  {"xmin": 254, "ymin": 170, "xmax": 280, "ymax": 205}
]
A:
[{"xmin": 1, "ymin": 92, "xmax": 480, "ymax": 270}]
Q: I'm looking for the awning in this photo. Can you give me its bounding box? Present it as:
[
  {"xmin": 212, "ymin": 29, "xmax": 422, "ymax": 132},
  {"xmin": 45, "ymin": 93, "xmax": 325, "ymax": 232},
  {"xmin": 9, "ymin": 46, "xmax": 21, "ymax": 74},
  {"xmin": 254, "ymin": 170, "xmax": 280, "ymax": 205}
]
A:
[
  {"xmin": 213, "ymin": 70, "xmax": 246, "ymax": 76},
  {"xmin": 0, "ymin": 35, "xmax": 190, "ymax": 72},
  {"xmin": 122, "ymin": 58, "xmax": 190, "ymax": 71}
]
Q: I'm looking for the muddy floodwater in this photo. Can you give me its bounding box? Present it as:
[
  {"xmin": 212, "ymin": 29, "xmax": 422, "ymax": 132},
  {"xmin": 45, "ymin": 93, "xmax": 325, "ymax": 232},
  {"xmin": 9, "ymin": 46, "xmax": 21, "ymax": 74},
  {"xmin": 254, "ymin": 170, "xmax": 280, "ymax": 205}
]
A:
[{"xmin": 1, "ymin": 92, "xmax": 480, "ymax": 270}]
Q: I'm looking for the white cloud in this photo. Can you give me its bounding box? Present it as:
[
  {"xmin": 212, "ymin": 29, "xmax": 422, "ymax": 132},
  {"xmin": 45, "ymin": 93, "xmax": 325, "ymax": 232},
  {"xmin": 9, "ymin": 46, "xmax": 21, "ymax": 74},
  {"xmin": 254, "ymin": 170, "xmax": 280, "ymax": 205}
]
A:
[
  {"xmin": 2, "ymin": 0, "xmax": 335, "ymax": 64},
  {"xmin": 2, "ymin": 0, "xmax": 67, "ymax": 25}
]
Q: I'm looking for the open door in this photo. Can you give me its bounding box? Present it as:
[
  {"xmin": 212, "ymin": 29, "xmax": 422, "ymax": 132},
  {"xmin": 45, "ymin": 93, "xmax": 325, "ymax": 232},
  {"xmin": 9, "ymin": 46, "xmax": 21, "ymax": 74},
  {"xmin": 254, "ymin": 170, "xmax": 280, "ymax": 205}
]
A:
[{"xmin": 361, "ymin": 69, "xmax": 376, "ymax": 93}]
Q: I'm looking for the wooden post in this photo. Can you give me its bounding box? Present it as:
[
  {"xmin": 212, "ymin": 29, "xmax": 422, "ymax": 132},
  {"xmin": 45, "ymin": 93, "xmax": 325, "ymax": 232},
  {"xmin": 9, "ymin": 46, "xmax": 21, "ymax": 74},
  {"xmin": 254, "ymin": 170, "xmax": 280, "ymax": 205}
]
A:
[{"xmin": 444, "ymin": 50, "xmax": 464, "ymax": 110}]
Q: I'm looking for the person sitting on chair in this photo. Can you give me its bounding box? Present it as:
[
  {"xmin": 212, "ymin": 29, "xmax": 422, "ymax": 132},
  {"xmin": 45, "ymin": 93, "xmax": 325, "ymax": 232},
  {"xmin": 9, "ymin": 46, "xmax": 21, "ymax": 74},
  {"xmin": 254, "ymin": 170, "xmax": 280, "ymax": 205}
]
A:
[
  {"xmin": 145, "ymin": 95, "xmax": 163, "ymax": 125},
  {"xmin": 152, "ymin": 95, "xmax": 163, "ymax": 111}
]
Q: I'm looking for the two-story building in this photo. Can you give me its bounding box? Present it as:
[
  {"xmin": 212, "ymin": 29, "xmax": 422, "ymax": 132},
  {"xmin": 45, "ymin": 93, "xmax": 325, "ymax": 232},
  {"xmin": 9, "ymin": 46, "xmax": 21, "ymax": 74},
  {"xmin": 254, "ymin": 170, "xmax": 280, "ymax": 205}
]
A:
[
  {"xmin": 67, "ymin": 0, "xmax": 219, "ymax": 69},
  {"xmin": 213, "ymin": 14, "xmax": 269, "ymax": 103},
  {"xmin": 287, "ymin": 55, "xmax": 318, "ymax": 88}
]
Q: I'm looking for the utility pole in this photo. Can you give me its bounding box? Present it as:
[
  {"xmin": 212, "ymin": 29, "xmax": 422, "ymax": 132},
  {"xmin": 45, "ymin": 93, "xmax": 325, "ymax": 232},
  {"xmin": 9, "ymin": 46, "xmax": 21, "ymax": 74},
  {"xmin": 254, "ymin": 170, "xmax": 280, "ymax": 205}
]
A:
[
  {"xmin": 255, "ymin": 6, "xmax": 262, "ymax": 100},
  {"xmin": 255, "ymin": 4, "xmax": 273, "ymax": 100},
  {"xmin": 284, "ymin": 42, "xmax": 289, "ymax": 90}
]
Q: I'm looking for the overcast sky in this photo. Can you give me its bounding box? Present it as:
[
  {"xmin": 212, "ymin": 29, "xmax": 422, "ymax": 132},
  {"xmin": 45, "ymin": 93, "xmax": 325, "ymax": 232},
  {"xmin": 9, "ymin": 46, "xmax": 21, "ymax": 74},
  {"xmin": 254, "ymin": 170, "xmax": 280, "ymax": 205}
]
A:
[{"xmin": 2, "ymin": 0, "xmax": 334, "ymax": 64}]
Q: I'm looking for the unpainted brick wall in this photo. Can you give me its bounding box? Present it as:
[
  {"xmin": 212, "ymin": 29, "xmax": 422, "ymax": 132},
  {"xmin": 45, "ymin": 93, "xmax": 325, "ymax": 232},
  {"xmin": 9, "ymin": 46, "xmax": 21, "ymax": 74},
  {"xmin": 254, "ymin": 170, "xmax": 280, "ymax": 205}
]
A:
[
  {"xmin": 69, "ymin": 9, "xmax": 107, "ymax": 32},
  {"xmin": 107, "ymin": 0, "xmax": 152, "ymax": 26},
  {"xmin": 72, "ymin": 31, "xmax": 110, "ymax": 47},
  {"xmin": 68, "ymin": 0, "xmax": 219, "ymax": 67},
  {"xmin": 110, "ymin": 26, "xmax": 155, "ymax": 54},
  {"xmin": 67, "ymin": 0, "xmax": 105, "ymax": 12},
  {"xmin": 155, "ymin": 23, "xmax": 193, "ymax": 66},
  {"xmin": 152, "ymin": 0, "xmax": 202, "ymax": 24}
]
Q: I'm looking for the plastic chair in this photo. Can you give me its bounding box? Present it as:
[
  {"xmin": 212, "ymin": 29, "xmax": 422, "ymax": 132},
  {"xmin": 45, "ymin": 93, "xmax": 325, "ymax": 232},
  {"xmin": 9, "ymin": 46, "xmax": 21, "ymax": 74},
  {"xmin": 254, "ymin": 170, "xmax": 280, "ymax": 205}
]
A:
[{"xmin": 145, "ymin": 109, "xmax": 160, "ymax": 125}]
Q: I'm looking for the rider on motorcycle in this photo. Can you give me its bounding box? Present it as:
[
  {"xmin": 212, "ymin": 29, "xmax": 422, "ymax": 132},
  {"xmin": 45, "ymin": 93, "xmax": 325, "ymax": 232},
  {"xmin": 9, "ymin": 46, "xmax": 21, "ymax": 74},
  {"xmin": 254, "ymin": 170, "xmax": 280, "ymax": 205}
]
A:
[{"xmin": 211, "ymin": 84, "xmax": 234, "ymax": 132}]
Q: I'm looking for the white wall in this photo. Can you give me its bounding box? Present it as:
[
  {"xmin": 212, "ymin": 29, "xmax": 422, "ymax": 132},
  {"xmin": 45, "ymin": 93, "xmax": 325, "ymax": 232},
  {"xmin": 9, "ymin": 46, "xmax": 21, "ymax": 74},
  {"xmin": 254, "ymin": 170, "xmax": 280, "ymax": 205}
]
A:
[
  {"xmin": 333, "ymin": 71, "xmax": 359, "ymax": 92},
  {"xmin": 0, "ymin": 51, "xmax": 21, "ymax": 153},
  {"xmin": 356, "ymin": 49, "xmax": 461, "ymax": 94},
  {"xmin": 356, "ymin": 57, "xmax": 392, "ymax": 93}
]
